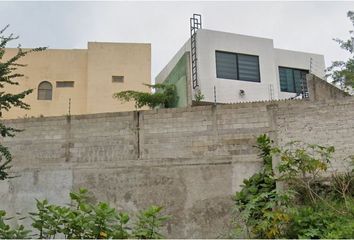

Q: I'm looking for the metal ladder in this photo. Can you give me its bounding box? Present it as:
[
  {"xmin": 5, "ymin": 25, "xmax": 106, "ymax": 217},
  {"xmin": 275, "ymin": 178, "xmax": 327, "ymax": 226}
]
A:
[{"xmin": 190, "ymin": 14, "xmax": 202, "ymax": 89}]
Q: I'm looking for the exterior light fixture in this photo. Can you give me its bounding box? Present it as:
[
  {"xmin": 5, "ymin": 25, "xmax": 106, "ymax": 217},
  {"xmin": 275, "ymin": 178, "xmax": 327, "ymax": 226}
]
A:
[{"xmin": 239, "ymin": 89, "xmax": 245, "ymax": 97}]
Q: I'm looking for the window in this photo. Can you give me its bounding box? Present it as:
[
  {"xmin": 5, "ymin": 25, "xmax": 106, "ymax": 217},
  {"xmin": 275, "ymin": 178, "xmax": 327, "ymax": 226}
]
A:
[
  {"xmin": 216, "ymin": 51, "xmax": 237, "ymax": 80},
  {"xmin": 56, "ymin": 81, "xmax": 74, "ymax": 88},
  {"xmin": 112, "ymin": 76, "xmax": 124, "ymax": 83},
  {"xmin": 38, "ymin": 81, "xmax": 52, "ymax": 100},
  {"xmin": 279, "ymin": 67, "xmax": 308, "ymax": 93},
  {"xmin": 215, "ymin": 51, "xmax": 260, "ymax": 82}
]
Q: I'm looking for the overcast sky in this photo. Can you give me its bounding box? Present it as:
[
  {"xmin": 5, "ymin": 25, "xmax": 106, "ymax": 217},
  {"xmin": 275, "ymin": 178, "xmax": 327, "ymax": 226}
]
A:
[{"xmin": 0, "ymin": 1, "xmax": 353, "ymax": 79}]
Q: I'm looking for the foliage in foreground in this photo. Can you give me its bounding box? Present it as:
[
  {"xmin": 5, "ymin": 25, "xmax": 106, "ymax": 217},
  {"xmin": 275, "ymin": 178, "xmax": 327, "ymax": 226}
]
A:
[
  {"xmin": 0, "ymin": 188, "xmax": 169, "ymax": 239},
  {"xmin": 113, "ymin": 83, "xmax": 177, "ymax": 109},
  {"xmin": 231, "ymin": 134, "xmax": 354, "ymax": 239},
  {"xmin": 0, "ymin": 210, "xmax": 30, "ymax": 239},
  {"xmin": 0, "ymin": 25, "xmax": 46, "ymax": 180}
]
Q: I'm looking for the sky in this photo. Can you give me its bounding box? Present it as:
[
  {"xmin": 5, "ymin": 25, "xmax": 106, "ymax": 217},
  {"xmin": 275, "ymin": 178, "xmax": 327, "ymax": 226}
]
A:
[{"xmin": 0, "ymin": 1, "xmax": 353, "ymax": 80}]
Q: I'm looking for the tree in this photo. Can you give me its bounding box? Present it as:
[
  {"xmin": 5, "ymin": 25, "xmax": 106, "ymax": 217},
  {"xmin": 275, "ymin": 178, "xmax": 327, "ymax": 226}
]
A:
[
  {"xmin": 0, "ymin": 25, "xmax": 46, "ymax": 180},
  {"xmin": 113, "ymin": 83, "xmax": 177, "ymax": 109},
  {"xmin": 326, "ymin": 11, "xmax": 354, "ymax": 89}
]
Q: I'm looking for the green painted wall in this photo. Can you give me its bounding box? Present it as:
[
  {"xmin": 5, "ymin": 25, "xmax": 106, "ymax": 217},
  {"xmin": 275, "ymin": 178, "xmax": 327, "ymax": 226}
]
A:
[{"xmin": 162, "ymin": 53, "xmax": 188, "ymax": 108}]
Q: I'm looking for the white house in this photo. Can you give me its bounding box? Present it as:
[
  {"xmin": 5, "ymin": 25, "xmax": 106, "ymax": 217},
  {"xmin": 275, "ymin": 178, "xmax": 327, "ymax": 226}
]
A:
[{"xmin": 156, "ymin": 29, "xmax": 325, "ymax": 107}]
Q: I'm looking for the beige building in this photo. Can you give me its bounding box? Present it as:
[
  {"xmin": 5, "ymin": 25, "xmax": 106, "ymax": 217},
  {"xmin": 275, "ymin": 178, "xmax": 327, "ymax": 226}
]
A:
[{"xmin": 3, "ymin": 42, "xmax": 151, "ymax": 119}]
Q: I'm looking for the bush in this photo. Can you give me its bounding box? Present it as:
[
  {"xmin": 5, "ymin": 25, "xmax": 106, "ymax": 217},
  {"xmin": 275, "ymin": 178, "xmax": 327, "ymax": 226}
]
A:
[
  {"xmin": 232, "ymin": 134, "xmax": 292, "ymax": 238},
  {"xmin": 132, "ymin": 205, "xmax": 169, "ymax": 239},
  {"xmin": 287, "ymin": 203, "xmax": 354, "ymax": 239},
  {"xmin": 1, "ymin": 188, "xmax": 169, "ymax": 239},
  {"xmin": 231, "ymin": 135, "xmax": 354, "ymax": 239},
  {"xmin": 0, "ymin": 210, "xmax": 30, "ymax": 239}
]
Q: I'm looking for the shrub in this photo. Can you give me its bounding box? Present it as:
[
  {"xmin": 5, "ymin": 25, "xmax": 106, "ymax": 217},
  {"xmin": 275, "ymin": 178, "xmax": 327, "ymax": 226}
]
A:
[
  {"xmin": 1, "ymin": 188, "xmax": 169, "ymax": 239},
  {"xmin": 132, "ymin": 205, "xmax": 169, "ymax": 239},
  {"xmin": 0, "ymin": 210, "xmax": 30, "ymax": 239},
  {"xmin": 232, "ymin": 134, "xmax": 354, "ymax": 239}
]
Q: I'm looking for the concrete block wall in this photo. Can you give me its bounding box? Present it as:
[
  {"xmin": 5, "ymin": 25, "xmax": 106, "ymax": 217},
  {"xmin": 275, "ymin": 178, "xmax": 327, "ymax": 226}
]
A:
[
  {"xmin": 307, "ymin": 74, "xmax": 348, "ymax": 101},
  {"xmin": 69, "ymin": 112, "xmax": 138, "ymax": 163},
  {"xmin": 273, "ymin": 98, "xmax": 354, "ymax": 171},
  {"xmin": 2, "ymin": 112, "xmax": 139, "ymax": 167},
  {"xmin": 1, "ymin": 96, "xmax": 354, "ymax": 238},
  {"xmin": 140, "ymin": 104, "xmax": 270, "ymax": 160}
]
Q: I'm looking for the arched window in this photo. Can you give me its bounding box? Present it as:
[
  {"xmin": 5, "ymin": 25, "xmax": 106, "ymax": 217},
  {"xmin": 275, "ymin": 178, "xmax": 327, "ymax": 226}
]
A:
[{"xmin": 37, "ymin": 81, "xmax": 53, "ymax": 100}]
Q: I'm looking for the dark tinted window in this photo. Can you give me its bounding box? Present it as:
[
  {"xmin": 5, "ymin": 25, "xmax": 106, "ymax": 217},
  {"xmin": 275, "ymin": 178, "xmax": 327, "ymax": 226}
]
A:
[
  {"xmin": 215, "ymin": 51, "xmax": 260, "ymax": 82},
  {"xmin": 238, "ymin": 54, "xmax": 260, "ymax": 82},
  {"xmin": 279, "ymin": 67, "xmax": 308, "ymax": 93},
  {"xmin": 216, "ymin": 51, "xmax": 237, "ymax": 80}
]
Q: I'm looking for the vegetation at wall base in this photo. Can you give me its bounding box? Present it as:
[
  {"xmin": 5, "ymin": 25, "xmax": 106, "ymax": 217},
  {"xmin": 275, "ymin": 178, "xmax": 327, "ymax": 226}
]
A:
[
  {"xmin": 0, "ymin": 25, "xmax": 46, "ymax": 180},
  {"xmin": 113, "ymin": 83, "xmax": 177, "ymax": 109},
  {"xmin": 194, "ymin": 89, "xmax": 204, "ymax": 102},
  {"xmin": 0, "ymin": 188, "xmax": 169, "ymax": 239},
  {"xmin": 132, "ymin": 205, "xmax": 169, "ymax": 239},
  {"xmin": 231, "ymin": 134, "xmax": 354, "ymax": 239},
  {"xmin": 0, "ymin": 210, "xmax": 31, "ymax": 239}
]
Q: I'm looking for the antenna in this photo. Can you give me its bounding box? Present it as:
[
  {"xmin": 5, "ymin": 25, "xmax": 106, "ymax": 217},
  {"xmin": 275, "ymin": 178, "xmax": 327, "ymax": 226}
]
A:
[
  {"xmin": 68, "ymin": 98, "xmax": 71, "ymax": 116},
  {"xmin": 214, "ymin": 86, "xmax": 217, "ymax": 105}
]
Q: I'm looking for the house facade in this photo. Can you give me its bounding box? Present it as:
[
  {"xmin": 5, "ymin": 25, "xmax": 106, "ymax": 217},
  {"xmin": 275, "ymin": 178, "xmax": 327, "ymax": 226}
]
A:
[
  {"xmin": 156, "ymin": 29, "xmax": 325, "ymax": 107},
  {"xmin": 3, "ymin": 42, "xmax": 151, "ymax": 119}
]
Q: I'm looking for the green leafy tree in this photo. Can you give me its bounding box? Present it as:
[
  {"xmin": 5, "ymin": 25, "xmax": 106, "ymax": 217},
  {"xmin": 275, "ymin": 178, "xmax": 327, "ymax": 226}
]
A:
[
  {"xmin": 113, "ymin": 83, "xmax": 177, "ymax": 109},
  {"xmin": 0, "ymin": 25, "xmax": 46, "ymax": 180},
  {"xmin": 326, "ymin": 11, "xmax": 354, "ymax": 89}
]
